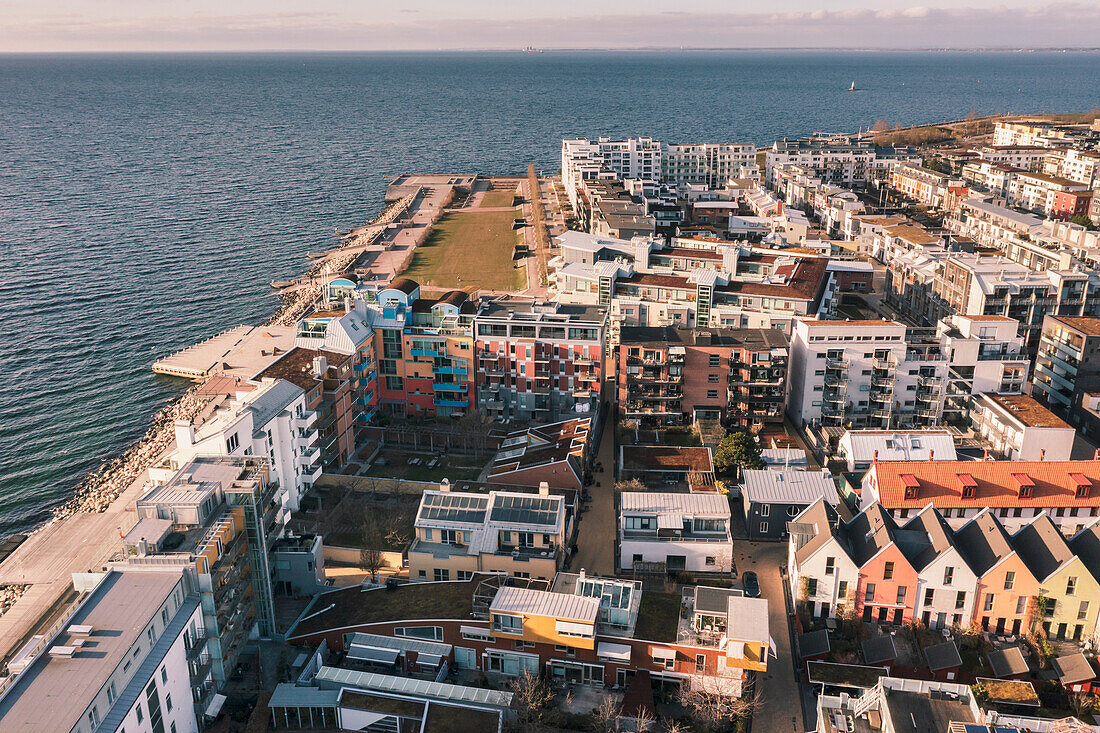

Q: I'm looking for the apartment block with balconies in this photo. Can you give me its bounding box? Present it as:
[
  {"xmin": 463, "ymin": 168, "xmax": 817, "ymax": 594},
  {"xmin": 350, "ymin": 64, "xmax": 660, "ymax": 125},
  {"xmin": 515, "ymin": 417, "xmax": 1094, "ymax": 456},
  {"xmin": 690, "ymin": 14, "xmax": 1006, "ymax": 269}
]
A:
[{"xmin": 1033, "ymin": 316, "xmax": 1100, "ymax": 437}]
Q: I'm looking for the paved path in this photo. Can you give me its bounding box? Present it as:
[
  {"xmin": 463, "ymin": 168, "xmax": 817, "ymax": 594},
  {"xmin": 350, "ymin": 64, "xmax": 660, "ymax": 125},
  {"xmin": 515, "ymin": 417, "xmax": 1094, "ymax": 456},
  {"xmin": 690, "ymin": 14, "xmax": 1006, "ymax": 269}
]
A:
[
  {"xmin": 570, "ymin": 376, "xmax": 615, "ymax": 576},
  {"xmin": 734, "ymin": 540, "xmax": 806, "ymax": 733}
]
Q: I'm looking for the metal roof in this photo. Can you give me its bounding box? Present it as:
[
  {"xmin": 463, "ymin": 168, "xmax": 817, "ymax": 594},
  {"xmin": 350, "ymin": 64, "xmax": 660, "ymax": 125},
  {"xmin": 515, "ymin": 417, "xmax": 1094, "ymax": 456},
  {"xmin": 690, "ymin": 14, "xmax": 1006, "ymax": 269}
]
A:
[
  {"xmin": 490, "ymin": 586, "xmax": 599, "ymax": 624},
  {"xmin": 314, "ymin": 667, "xmax": 513, "ymax": 708},
  {"xmin": 619, "ymin": 492, "xmax": 730, "ymax": 517},
  {"xmin": 741, "ymin": 469, "xmax": 840, "ymax": 506},
  {"xmin": 346, "ymin": 632, "xmax": 452, "ymax": 657},
  {"xmin": 840, "ymin": 430, "xmax": 957, "ymax": 463},
  {"xmin": 269, "ymin": 683, "xmax": 340, "ymax": 709},
  {"xmin": 726, "ymin": 595, "xmax": 770, "ymax": 646}
]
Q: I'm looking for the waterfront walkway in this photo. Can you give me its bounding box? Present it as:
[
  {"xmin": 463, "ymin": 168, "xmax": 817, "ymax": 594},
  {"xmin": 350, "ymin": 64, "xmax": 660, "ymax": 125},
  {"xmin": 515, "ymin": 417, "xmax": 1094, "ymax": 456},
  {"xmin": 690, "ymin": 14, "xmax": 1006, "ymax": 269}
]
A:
[{"xmin": 0, "ymin": 465, "xmax": 152, "ymax": 665}]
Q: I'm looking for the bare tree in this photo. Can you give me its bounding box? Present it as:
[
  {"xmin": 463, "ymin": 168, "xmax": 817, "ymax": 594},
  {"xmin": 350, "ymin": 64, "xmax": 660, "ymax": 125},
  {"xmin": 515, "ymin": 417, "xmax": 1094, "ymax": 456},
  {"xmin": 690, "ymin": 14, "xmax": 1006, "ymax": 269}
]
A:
[
  {"xmin": 1068, "ymin": 692, "xmax": 1096, "ymax": 720},
  {"xmin": 661, "ymin": 721, "xmax": 688, "ymax": 733},
  {"xmin": 590, "ymin": 695, "xmax": 621, "ymax": 732},
  {"xmin": 359, "ymin": 511, "xmax": 388, "ymax": 583},
  {"xmin": 509, "ymin": 671, "xmax": 555, "ymax": 732},
  {"xmin": 678, "ymin": 677, "xmax": 764, "ymax": 730},
  {"xmin": 614, "ymin": 478, "xmax": 647, "ymax": 492},
  {"xmin": 871, "ymin": 119, "xmax": 891, "ymax": 132}
]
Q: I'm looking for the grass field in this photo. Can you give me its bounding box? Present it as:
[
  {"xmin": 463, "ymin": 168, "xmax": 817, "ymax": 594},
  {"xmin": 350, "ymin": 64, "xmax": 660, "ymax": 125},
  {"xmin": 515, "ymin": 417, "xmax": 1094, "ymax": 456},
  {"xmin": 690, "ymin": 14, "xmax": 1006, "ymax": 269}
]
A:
[
  {"xmin": 479, "ymin": 189, "xmax": 518, "ymax": 208},
  {"xmin": 401, "ymin": 209, "xmax": 525, "ymax": 291}
]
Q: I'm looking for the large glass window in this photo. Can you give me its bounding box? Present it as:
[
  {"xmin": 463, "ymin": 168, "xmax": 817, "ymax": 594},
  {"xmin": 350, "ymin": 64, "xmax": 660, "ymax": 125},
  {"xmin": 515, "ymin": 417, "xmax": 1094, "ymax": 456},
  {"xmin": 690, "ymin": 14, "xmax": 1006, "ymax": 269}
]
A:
[{"xmin": 492, "ymin": 613, "xmax": 523, "ymax": 634}]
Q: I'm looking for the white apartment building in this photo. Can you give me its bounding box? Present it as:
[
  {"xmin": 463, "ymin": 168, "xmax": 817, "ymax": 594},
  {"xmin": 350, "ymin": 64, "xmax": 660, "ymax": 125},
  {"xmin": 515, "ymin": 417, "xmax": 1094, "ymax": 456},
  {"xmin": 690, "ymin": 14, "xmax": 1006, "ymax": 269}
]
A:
[
  {"xmin": 935, "ymin": 314, "xmax": 1030, "ymax": 420},
  {"xmin": 787, "ymin": 320, "xmax": 951, "ymax": 429},
  {"xmin": 168, "ymin": 378, "xmax": 319, "ymax": 514},
  {"xmin": 961, "ymin": 160, "xmax": 1023, "ymax": 198},
  {"xmin": 560, "ymin": 137, "xmax": 755, "ymax": 210},
  {"xmin": 765, "ymin": 136, "xmax": 919, "ymax": 187},
  {"xmin": 1044, "ymin": 148, "xmax": 1100, "ymax": 188},
  {"xmin": 1007, "ymin": 171, "xmax": 1091, "ymax": 217},
  {"xmin": 0, "ymin": 568, "xmax": 204, "ymax": 733},
  {"xmin": 992, "ymin": 120, "xmax": 1081, "ymax": 148},
  {"xmin": 890, "ymin": 162, "xmax": 957, "ymax": 208},
  {"xmin": 974, "ymin": 144, "xmax": 1049, "ymax": 171},
  {"xmin": 836, "ymin": 429, "xmax": 957, "ymax": 472},
  {"xmin": 619, "ymin": 492, "xmax": 733, "ymax": 573},
  {"xmin": 948, "ymin": 197, "xmax": 1044, "ymax": 251},
  {"xmin": 969, "ymin": 392, "xmax": 1075, "ymax": 461}
]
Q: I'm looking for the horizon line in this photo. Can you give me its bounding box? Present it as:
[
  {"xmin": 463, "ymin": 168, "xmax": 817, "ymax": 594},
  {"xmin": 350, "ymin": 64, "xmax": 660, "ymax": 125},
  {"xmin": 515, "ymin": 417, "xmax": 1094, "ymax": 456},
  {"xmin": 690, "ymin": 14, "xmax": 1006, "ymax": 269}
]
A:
[{"xmin": 3, "ymin": 46, "xmax": 1100, "ymax": 56}]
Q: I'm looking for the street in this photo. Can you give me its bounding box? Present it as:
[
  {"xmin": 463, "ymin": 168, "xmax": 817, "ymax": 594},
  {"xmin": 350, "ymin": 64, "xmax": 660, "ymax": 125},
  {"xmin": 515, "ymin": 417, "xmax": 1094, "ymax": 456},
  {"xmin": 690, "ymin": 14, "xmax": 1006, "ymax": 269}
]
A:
[{"xmin": 570, "ymin": 374, "xmax": 617, "ymax": 576}]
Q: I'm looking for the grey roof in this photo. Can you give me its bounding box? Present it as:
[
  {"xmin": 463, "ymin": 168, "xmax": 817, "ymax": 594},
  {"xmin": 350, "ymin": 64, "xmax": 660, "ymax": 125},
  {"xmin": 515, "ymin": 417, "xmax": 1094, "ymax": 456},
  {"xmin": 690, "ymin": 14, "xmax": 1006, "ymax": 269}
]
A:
[
  {"xmin": 923, "ymin": 641, "xmax": 962, "ymax": 672},
  {"xmin": 742, "ymin": 469, "xmax": 840, "ymax": 506},
  {"xmin": 1053, "ymin": 653, "xmax": 1096, "ymax": 685},
  {"xmin": 346, "ymin": 632, "xmax": 452, "ymax": 657},
  {"xmin": 269, "ymin": 683, "xmax": 340, "ymax": 709},
  {"xmin": 618, "ymin": 326, "xmax": 789, "ymax": 350},
  {"xmin": 417, "ymin": 492, "xmax": 490, "ymax": 525},
  {"xmin": 987, "ymin": 646, "xmax": 1030, "ymax": 678},
  {"xmin": 954, "ymin": 509, "xmax": 1016, "ymax": 577},
  {"xmin": 489, "ymin": 494, "xmax": 562, "ymax": 527},
  {"xmin": 314, "ymin": 667, "xmax": 514, "ymax": 708},
  {"xmin": 798, "ymin": 629, "xmax": 831, "ymax": 658},
  {"xmin": 490, "ymin": 586, "xmax": 599, "ymax": 623},
  {"xmin": 620, "ymin": 492, "xmax": 731, "ymax": 517},
  {"xmin": 246, "ymin": 378, "xmax": 304, "ymax": 428},
  {"xmin": 791, "ymin": 499, "xmax": 847, "ymax": 567},
  {"xmin": 861, "ymin": 635, "xmax": 898, "ymax": 665},
  {"xmin": 1069, "ymin": 520, "xmax": 1100, "ymax": 581},
  {"xmin": 883, "ymin": 688, "xmax": 976, "ymax": 733},
  {"xmin": 0, "ymin": 570, "xmax": 185, "ymax": 732},
  {"xmin": 695, "ymin": 586, "xmax": 741, "ymax": 615},
  {"xmin": 846, "ymin": 504, "xmax": 901, "ymax": 567},
  {"xmin": 1010, "ymin": 513, "xmax": 1074, "ymax": 582},
  {"xmin": 898, "ymin": 506, "xmax": 958, "ymax": 572},
  {"xmin": 727, "ymin": 596, "xmax": 770, "ymax": 646}
]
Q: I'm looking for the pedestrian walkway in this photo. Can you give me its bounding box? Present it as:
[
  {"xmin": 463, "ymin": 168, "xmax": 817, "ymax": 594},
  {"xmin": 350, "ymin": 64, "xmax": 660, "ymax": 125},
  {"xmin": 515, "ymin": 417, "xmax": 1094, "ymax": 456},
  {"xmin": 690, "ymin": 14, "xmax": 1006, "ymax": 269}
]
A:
[{"xmin": 570, "ymin": 378, "xmax": 615, "ymax": 576}]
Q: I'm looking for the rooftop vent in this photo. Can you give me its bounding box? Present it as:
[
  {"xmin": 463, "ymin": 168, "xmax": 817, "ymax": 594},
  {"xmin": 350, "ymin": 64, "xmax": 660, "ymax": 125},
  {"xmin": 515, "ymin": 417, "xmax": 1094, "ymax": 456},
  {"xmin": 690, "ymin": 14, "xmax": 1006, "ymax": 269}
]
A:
[{"xmin": 48, "ymin": 646, "xmax": 77, "ymax": 658}]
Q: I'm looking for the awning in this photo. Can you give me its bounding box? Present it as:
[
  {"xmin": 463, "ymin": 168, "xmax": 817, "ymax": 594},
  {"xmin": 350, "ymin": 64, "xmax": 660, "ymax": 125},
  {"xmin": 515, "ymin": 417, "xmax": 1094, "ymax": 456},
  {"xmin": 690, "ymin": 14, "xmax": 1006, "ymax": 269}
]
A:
[
  {"xmin": 417, "ymin": 653, "xmax": 443, "ymax": 667},
  {"xmin": 460, "ymin": 625, "xmax": 491, "ymax": 640},
  {"xmin": 205, "ymin": 693, "xmax": 227, "ymax": 718},
  {"xmin": 597, "ymin": 642, "xmax": 632, "ymax": 662},
  {"xmin": 769, "ymin": 635, "xmax": 778, "ymax": 659},
  {"xmin": 350, "ymin": 645, "xmax": 401, "ymax": 665},
  {"xmin": 651, "ymin": 648, "xmax": 676, "ymax": 661},
  {"xmin": 555, "ymin": 620, "xmax": 594, "ymax": 637},
  {"xmin": 657, "ymin": 512, "xmax": 683, "ymax": 530}
]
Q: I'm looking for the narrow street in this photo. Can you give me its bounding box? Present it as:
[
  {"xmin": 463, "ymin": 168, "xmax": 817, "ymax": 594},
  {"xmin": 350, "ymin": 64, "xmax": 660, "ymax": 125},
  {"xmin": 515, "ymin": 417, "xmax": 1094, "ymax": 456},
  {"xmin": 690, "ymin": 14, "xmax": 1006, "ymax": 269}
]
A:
[{"xmin": 570, "ymin": 375, "xmax": 617, "ymax": 576}]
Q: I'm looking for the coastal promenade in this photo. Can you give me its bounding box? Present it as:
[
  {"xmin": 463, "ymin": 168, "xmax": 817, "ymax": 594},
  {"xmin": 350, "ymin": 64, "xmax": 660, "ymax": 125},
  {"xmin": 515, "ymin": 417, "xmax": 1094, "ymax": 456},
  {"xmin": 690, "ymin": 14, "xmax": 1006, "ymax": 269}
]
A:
[{"xmin": 0, "ymin": 462, "xmax": 152, "ymax": 664}]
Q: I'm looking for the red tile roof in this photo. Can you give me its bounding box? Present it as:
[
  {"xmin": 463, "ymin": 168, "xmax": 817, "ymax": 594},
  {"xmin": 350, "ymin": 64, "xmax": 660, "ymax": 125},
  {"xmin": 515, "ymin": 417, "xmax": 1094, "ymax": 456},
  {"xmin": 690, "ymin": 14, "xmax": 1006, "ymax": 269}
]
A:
[{"xmin": 868, "ymin": 461, "xmax": 1100, "ymax": 510}]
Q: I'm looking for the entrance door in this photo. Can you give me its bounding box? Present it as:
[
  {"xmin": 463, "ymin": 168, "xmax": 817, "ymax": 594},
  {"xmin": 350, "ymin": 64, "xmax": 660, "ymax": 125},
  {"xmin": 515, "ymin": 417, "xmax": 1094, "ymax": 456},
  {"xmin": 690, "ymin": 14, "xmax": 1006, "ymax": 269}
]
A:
[
  {"xmin": 936, "ymin": 613, "xmax": 947, "ymax": 630},
  {"xmin": 863, "ymin": 606, "xmax": 873, "ymax": 622},
  {"xmin": 454, "ymin": 647, "xmax": 477, "ymax": 670},
  {"xmin": 820, "ymin": 603, "xmax": 830, "ymax": 619},
  {"xmin": 996, "ymin": 618, "xmax": 1006, "ymax": 635},
  {"xmin": 1011, "ymin": 619, "xmax": 1021, "ymax": 635},
  {"xmin": 922, "ymin": 611, "xmax": 931, "ymax": 628},
  {"xmin": 1057, "ymin": 622, "xmax": 1068, "ymax": 640},
  {"xmin": 877, "ymin": 606, "xmax": 888, "ymax": 623},
  {"xmin": 892, "ymin": 608, "xmax": 903, "ymax": 625},
  {"xmin": 666, "ymin": 555, "xmax": 687, "ymax": 572},
  {"xmin": 1074, "ymin": 624, "xmax": 1084, "ymax": 641}
]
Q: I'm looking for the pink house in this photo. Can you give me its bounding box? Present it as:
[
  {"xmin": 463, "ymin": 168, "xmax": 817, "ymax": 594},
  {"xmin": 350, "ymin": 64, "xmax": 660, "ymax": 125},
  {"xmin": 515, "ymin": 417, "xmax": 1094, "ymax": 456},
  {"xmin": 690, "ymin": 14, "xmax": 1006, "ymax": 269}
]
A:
[{"xmin": 845, "ymin": 504, "xmax": 918, "ymax": 625}]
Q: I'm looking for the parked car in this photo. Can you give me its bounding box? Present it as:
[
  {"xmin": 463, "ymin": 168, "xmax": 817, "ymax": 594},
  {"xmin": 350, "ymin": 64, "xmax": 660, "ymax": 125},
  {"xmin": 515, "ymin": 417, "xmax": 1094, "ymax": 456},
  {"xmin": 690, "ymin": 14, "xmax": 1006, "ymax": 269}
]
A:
[{"xmin": 741, "ymin": 571, "xmax": 760, "ymax": 598}]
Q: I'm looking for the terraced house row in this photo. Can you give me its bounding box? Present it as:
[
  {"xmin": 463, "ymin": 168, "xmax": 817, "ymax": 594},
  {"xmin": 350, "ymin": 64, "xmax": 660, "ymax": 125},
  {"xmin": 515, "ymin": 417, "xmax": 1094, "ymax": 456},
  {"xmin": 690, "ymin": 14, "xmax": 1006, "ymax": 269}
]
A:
[{"xmin": 789, "ymin": 493, "xmax": 1100, "ymax": 643}]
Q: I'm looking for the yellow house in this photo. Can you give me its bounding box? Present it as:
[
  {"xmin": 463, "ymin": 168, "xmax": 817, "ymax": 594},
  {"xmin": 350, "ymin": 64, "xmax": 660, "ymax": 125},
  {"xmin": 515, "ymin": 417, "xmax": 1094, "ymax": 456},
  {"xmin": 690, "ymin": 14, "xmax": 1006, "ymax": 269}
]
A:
[
  {"xmin": 1013, "ymin": 513, "xmax": 1100, "ymax": 642},
  {"xmin": 489, "ymin": 586, "xmax": 599, "ymax": 651}
]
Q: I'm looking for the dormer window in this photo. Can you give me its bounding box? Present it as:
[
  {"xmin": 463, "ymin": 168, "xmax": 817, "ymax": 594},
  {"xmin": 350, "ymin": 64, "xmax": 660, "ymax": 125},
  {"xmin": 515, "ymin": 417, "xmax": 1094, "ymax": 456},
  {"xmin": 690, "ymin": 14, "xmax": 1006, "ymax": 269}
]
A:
[
  {"xmin": 1012, "ymin": 473, "xmax": 1035, "ymax": 499},
  {"xmin": 1071, "ymin": 473, "xmax": 1091, "ymax": 499},
  {"xmin": 957, "ymin": 473, "xmax": 977, "ymax": 499},
  {"xmin": 901, "ymin": 474, "xmax": 920, "ymax": 500}
]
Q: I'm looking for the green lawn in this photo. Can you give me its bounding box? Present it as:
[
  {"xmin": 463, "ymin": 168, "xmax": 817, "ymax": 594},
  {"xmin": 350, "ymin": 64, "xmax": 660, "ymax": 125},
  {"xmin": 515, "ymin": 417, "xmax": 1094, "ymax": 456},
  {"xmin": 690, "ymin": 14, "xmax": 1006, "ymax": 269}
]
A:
[
  {"xmin": 402, "ymin": 210, "xmax": 525, "ymax": 291},
  {"xmin": 479, "ymin": 189, "xmax": 517, "ymax": 208}
]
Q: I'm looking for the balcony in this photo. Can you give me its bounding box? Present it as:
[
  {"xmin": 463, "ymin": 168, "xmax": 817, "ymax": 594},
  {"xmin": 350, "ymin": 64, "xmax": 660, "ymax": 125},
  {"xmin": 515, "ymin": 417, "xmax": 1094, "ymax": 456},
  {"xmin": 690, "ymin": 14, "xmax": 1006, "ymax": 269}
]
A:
[
  {"xmin": 914, "ymin": 408, "xmax": 938, "ymax": 419},
  {"xmin": 825, "ymin": 357, "xmax": 848, "ymax": 370},
  {"xmin": 293, "ymin": 410, "xmax": 318, "ymax": 429},
  {"xmin": 434, "ymin": 365, "xmax": 468, "ymax": 376},
  {"xmin": 435, "ymin": 398, "xmax": 469, "ymax": 408},
  {"xmin": 432, "ymin": 382, "xmax": 468, "ymax": 392},
  {"xmin": 823, "ymin": 390, "xmax": 846, "ymax": 404},
  {"xmin": 411, "ymin": 347, "xmax": 446, "ymax": 358},
  {"xmin": 870, "ymin": 376, "xmax": 893, "ymax": 389},
  {"xmin": 185, "ymin": 630, "xmax": 208, "ymax": 661},
  {"xmin": 872, "ymin": 357, "xmax": 896, "ymax": 371}
]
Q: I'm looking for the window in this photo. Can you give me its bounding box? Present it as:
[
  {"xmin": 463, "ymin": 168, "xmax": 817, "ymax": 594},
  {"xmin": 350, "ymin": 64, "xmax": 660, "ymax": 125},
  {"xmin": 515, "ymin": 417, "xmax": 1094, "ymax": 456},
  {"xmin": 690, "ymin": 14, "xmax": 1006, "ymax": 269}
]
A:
[
  {"xmin": 166, "ymin": 693, "xmax": 173, "ymax": 713},
  {"xmin": 807, "ymin": 578, "xmax": 818, "ymax": 596},
  {"xmin": 226, "ymin": 433, "xmax": 239, "ymax": 453},
  {"xmin": 956, "ymin": 591, "xmax": 966, "ymax": 610},
  {"xmin": 943, "ymin": 567, "xmax": 954, "ymax": 586},
  {"xmin": 838, "ymin": 581, "xmax": 848, "ymax": 599},
  {"xmin": 87, "ymin": 706, "xmax": 100, "ymax": 728},
  {"xmin": 984, "ymin": 593, "xmax": 994, "ymax": 612},
  {"xmin": 1080, "ymin": 601, "xmax": 1090, "ymax": 620},
  {"xmin": 759, "ymin": 522, "xmax": 768, "ymax": 534},
  {"xmin": 696, "ymin": 654, "xmax": 706, "ymax": 673},
  {"xmin": 883, "ymin": 562, "xmax": 894, "ymax": 580},
  {"xmin": 896, "ymin": 586, "xmax": 906, "ymax": 605},
  {"xmin": 433, "ymin": 568, "xmax": 450, "ymax": 582},
  {"xmin": 623, "ymin": 516, "xmax": 655, "ymax": 531},
  {"xmin": 865, "ymin": 583, "xmax": 876, "ymax": 603},
  {"xmin": 458, "ymin": 570, "xmax": 473, "ymax": 581},
  {"xmin": 1004, "ymin": 572, "xmax": 1015, "ymax": 591},
  {"xmin": 1067, "ymin": 576, "xmax": 1078, "ymax": 595},
  {"xmin": 137, "ymin": 705, "xmax": 144, "ymax": 724},
  {"xmin": 395, "ymin": 626, "xmax": 444, "ymax": 641},
  {"xmin": 1016, "ymin": 596, "xmax": 1027, "ymax": 615},
  {"xmin": 707, "ymin": 389, "xmax": 719, "ymax": 399},
  {"xmin": 708, "ymin": 373, "xmax": 720, "ymax": 383},
  {"xmin": 705, "ymin": 556, "xmax": 716, "ymax": 566},
  {"xmin": 492, "ymin": 614, "xmax": 524, "ymax": 634},
  {"xmin": 708, "ymin": 354, "xmax": 721, "ymax": 367},
  {"xmin": 760, "ymin": 505, "xmax": 770, "ymax": 517},
  {"xmin": 107, "ymin": 681, "xmax": 116, "ymax": 705},
  {"xmin": 825, "ymin": 557, "xmax": 835, "ymax": 576},
  {"xmin": 924, "ymin": 588, "xmax": 934, "ymax": 606}
]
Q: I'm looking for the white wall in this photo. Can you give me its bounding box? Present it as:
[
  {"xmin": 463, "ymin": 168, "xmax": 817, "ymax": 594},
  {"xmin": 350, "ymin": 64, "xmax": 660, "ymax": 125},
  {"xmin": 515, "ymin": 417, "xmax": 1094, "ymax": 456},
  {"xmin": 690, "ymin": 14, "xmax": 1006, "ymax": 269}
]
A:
[
  {"xmin": 788, "ymin": 539, "xmax": 859, "ymax": 619},
  {"xmin": 619, "ymin": 540, "xmax": 733, "ymax": 573},
  {"xmin": 912, "ymin": 550, "xmax": 978, "ymax": 630}
]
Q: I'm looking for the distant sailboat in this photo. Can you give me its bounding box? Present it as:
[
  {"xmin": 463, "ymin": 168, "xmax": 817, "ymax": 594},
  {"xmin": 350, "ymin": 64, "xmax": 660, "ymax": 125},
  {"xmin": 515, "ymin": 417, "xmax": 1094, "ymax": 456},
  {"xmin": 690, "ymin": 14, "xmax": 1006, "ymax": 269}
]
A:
[{"xmin": 846, "ymin": 81, "xmax": 857, "ymax": 92}]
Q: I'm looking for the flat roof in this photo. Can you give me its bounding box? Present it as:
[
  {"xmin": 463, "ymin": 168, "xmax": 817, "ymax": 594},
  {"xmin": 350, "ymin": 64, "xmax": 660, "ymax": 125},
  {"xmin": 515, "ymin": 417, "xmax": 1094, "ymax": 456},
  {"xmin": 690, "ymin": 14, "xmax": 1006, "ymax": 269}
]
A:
[
  {"xmin": 1048, "ymin": 315, "xmax": 1100, "ymax": 337},
  {"xmin": 490, "ymin": 586, "xmax": 598, "ymax": 624},
  {"xmin": 982, "ymin": 393, "xmax": 1072, "ymax": 430},
  {"xmin": 620, "ymin": 446, "xmax": 713, "ymax": 473},
  {"xmin": 620, "ymin": 492, "xmax": 731, "ymax": 517},
  {"xmin": 741, "ymin": 468, "xmax": 840, "ymax": 506},
  {"xmin": 0, "ymin": 570, "xmax": 183, "ymax": 732},
  {"xmin": 727, "ymin": 595, "xmax": 769, "ymax": 646},
  {"xmin": 883, "ymin": 688, "xmax": 975, "ymax": 733}
]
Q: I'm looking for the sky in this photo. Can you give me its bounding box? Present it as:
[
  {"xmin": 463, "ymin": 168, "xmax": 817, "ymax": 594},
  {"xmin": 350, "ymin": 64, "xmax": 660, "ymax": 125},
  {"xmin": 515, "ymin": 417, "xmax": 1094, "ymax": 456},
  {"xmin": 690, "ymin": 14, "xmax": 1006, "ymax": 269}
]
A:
[{"xmin": 1, "ymin": 0, "xmax": 1099, "ymax": 53}]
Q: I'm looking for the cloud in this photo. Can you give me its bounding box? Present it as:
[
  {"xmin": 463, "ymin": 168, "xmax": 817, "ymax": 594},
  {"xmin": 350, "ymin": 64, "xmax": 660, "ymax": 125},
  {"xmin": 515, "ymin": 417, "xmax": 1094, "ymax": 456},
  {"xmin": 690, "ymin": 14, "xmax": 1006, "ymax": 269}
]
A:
[{"xmin": 1, "ymin": 2, "xmax": 1098, "ymax": 52}]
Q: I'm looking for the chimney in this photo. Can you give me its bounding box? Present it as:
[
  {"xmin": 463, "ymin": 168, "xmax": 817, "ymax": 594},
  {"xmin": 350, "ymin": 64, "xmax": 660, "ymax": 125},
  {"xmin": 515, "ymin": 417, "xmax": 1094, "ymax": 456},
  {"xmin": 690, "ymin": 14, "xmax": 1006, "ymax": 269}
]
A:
[
  {"xmin": 1094, "ymin": 449, "xmax": 1099, "ymax": 461},
  {"xmin": 439, "ymin": 479, "xmax": 450, "ymax": 492},
  {"xmin": 929, "ymin": 449, "xmax": 934, "ymax": 461},
  {"xmin": 538, "ymin": 481, "xmax": 550, "ymax": 496},
  {"xmin": 174, "ymin": 419, "xmax": 195, "ymax": 448},
  {"xmin": 1040, "ymin": 449, "xmax": 1046, "ymax": 462},
  {"xmin": 312, "ymin": 355, "xmax": 328, "ymax": 378},
  {"xmin": 873, "ymin": 450, "xmax": 879, "ymax": 462},
  {"xmin": 579, "ymin": 568, "xmax": 586, "ymax": 582},
  {"xmin": 982, "ymin": 449, "xmax": 989, "ymax": 460}
]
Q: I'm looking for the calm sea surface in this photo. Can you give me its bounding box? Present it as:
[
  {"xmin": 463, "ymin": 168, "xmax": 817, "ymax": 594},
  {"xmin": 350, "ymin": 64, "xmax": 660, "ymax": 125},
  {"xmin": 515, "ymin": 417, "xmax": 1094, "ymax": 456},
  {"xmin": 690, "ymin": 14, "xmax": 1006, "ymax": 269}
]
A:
[{"xmin": 1, "ymin": 51, "xmax": 1098, "ymax": 536}]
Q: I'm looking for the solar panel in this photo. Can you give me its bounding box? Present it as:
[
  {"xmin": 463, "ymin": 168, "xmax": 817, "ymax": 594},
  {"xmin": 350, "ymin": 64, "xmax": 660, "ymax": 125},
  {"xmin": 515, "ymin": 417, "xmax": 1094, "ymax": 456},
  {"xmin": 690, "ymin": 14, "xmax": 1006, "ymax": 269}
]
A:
[
  {"xmin": 419, "ymin": 493, "xmax": 489, "ymax": 523},
  {"xmin": 489, "ymin": 494, "xmax": 559, "ymax": 526}
]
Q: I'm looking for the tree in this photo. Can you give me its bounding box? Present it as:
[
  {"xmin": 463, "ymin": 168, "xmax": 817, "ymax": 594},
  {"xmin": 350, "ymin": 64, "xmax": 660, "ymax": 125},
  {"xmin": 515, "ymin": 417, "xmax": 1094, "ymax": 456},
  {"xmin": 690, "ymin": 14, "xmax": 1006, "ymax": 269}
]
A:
[
  {"xmin": 678, "ymin": 677, "xmax": 764, "ymax": 731},
  {"xmin": 1068, "ymin": 692, "xmax": 1096, "ymax": 720},
  {"xmin": 1070, "ymin": 214, "xmax": 1097, "ymax": 231},
  {"xmin": 589, "ymin": 695, "xmax": 621, "ymax": 732},
  {"xmin": 614, "ymin": 478, "xmax": 647, "ymax": 492},
  {"xmin": 871, "ymin": 119, "xmax": 891, "ymax": 132},
  {"xmin": 923, "ymin": 159, "xmax": 944, "ymax": 173},
  {"xmin": 713, "ymin": 431, "xmax": 765, "ymax": 477},
  {"xmin": 509, "ymin": 671, "xmax": 554, "ymax": 732},
  {"xmin": 358, "ymin": 510, "xmax": 389, "ymax": 583}
]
